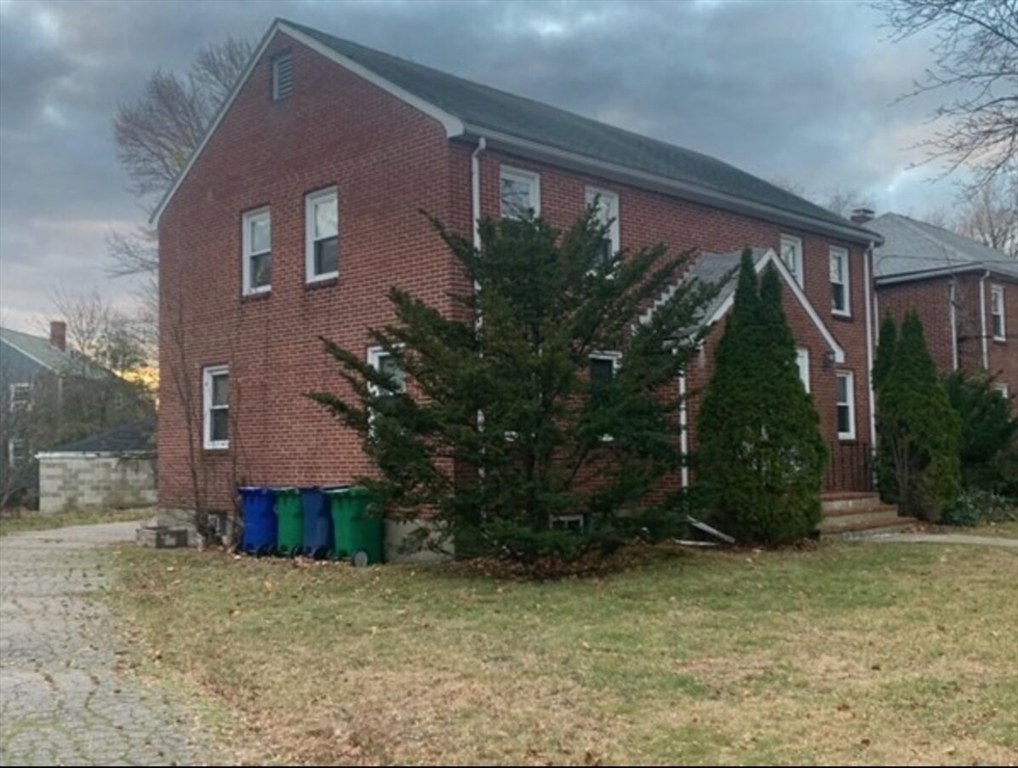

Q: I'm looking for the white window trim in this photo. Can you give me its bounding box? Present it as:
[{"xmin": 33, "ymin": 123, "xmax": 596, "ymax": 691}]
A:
[
  {"xmin": 241, "ymin": 207, "xmax": 271, "ymax": 296},
  {"xmin": 993, "ymin": 382, "xmax": 1009, "ymax": 400},
  {"xmin": 836, "ymin": 370, "xmax": 856, "ymax": 441},
  {"xmin": 830, "ymin": 246, "xmax": 851, "ymax": 317},
  {"xmin": 305, "ymin": 187, "xmax": 339, "ymax": 284},
  {"xmin": 8, "ymin": 382, "xmax": 31, "ymax": 413},
  {"xmin": 590, "ymin": 351, "xmax": 622, "ymax": 442},
  {"xmin": 202, "ymin": 365, "xmax": 229, "ymax": 450},
  {"xmin": 796, "ymin": 348, "xmax": 810, "ymax": 393},
  {"xmin": 585, "ymin": 186, "xmax": 620, "ymax": 258},
  {"xmin": 367, "ymin": 345, "xmax": 407, "ymax": 396},
  {"xmin": 550, "ymin": 514, "xmax": 584, "ymax": 532},
  {"xmin": 499, "ymin": 166, "xmax": 541, "ymax": 218},
  {"xmin": 990, "ymin": 285, "xmax": 1006, "ymax": 341},
  {"xmin": 780, "ymin": 234, "xmax": 804, "ymax": 288},
  {"xmin": 8, "ymin": 438, "xmax": 25, "ymax": 468}
]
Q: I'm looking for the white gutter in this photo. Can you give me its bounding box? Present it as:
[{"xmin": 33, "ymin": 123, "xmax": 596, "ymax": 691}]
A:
[
  {"xmin": 35, "ymin": 451, "xmax": 153, "ymax": 460},
  {"xmin": 679, "ymin": 371, "xmax": 690, "ymax": 489},
  {"xmin": 864, "ymin": 242, "xmax": 877, "ymax": 449},
  {"xmin": 979, "ymin": 270, "xmax": 989, "ymax": 369},
  {"xmin": 949, "ymin": 279, "xmax": 959, "ymax": 371}
]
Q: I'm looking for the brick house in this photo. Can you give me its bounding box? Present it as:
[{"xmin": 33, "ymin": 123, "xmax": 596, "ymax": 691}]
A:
[
  {"xmin": 866, "ymin": 213, "xmax": 1018, "ymax": 411},
  {"xmin": 153, "ymin": 18, "xmax": 885, "ymax": 544}
]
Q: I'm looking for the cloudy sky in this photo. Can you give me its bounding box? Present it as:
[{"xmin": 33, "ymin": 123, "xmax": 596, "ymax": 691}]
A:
[{"xmin": 0, "ymin": 0, "xmax": 965, "ymax": 334}]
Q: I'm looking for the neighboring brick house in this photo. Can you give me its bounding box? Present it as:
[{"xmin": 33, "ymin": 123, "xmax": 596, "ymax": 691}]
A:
[
  {"xmin": 153, "ymin": 18, "xmax": 884, "ymax": 539},
  {"xmin": 866, "ymin": 213, "xmax": 1018, "ymax": 410}
]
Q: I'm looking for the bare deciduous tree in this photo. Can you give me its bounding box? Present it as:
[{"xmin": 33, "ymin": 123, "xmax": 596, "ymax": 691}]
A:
[
  {"xmin": 113, "ymin": 37, "xmax": 254, "ymax": 203},
  {"xmin": 875, "ymin": 0, "xmax": 1018, "ymax": 188},
  {"xmin": 954, "ymin": 176, "xmax": 1018, "ymax": 257}
]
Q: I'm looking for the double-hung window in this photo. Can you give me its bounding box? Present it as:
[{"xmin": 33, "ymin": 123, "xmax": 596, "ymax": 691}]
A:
[
  {"xmin": 367, "ymin": 347, "xmax": 406, "ymax": 403},
  {"xmin": 590, "ymin": 352, "xmax": 621, "ymax": 441},
  {"xmin": 836, "ymin": 370, "xmax": 856, "ymax": 441},
  {"xmin": 7, "ymin": 438, "xmax": 26, "ymax": 468},
  {"xmin": 202, "ymin": 365, "xmax": 230, "ymax": 450},
  {"xmin": 242, "ymin": 208, "xmax": 271, "ymax": 295},
  {"xmin": 9, "ymin": 383, "xmax": 31, "ymax": 413},
  {"xmin": 990, "ymin": 285, "xmax": 1006, "ymax": 340},
  {"xmin": 830, "ymin": 246, "xmax": 850, "ymax": 316},
  {"xmin": 796, "ymin": 348, "xmax": 810, "ymax": 393},
  {"xmin": 500, "ymin": 167, "xmax": 540, "ymax": 219},
  {"xmin": 306, "ymin": 187, "xmax": 339, "ymax": 282},
  {"xmin": 585, "ymin": 187, "xmax": 620, "ymax": 268},
  {"xmin": 780, "ymin": 234, "xmax": 803, "ymax": 287}
]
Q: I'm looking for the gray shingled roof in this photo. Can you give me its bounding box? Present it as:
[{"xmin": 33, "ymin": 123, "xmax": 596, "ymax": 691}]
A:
[
  {"xmin": 686, "ymin": 247, "xmax": 770, "ymax": 327},
  {"xmin": 868, "ymin": 213, "xmax": 1018, "ymax": 281},
  {"xmin": 0, "ymin": 326, "xmax": 81, "ymax": 373},
  {"xmin": 49, "ymin": 419, "xmax": 156, "ymax": 455},
  {"xmin": 282, "ymin": 19, "xmax": 872, "ymax": 240}
]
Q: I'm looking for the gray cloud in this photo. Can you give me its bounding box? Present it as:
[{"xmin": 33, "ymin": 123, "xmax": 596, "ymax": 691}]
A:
[{"xmin": 0, "ymin": 0, "xmax": 964, "ymax": 332}]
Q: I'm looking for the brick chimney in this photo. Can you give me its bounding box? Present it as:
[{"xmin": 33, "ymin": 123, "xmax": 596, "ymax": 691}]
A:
[
  {"xmin": 850, "ymin": 208, "xmax": 875, "ymax": 225},
  {"xmin": 49, "ymin": 320, "xmax": 66, "ymax": 351}
]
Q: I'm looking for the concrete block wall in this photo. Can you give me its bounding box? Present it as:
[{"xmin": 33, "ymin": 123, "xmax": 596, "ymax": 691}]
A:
[{"xmin": 38, "ymin": 455, "xmax": 156, "ymax": 514}]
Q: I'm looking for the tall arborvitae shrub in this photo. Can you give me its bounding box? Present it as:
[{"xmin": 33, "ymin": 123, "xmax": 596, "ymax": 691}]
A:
[
  {"xmin": 878, "ymin": 310, "xmax": 961, "ymax": 520},
  {"xmin": 943, "ymin": 371, "xmax": 1018, "ymax": 495},
  {"xmin": 872, "ymin": 314, "xmax": 899, "ymax": 503},
  {"xmin": 696, "ymin": 252, "xmax": 826, "ymax": 544}
]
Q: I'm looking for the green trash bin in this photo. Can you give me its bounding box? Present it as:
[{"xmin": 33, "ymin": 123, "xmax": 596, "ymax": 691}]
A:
[
  {"xmin": 274, "ymin": 487, "xmax": 303, "ymax": 556},
  {"xmin": 327, "ymin": 486, "xmax": 383, "ymax": 566}
]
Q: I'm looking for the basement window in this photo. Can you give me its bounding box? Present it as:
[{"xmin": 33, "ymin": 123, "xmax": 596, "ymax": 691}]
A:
[{"xmin": 272, "ymin": 52, "xmax": 293, "ymax": 101}]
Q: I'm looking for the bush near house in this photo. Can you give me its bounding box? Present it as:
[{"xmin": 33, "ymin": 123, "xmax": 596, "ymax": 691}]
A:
[
  {"xmin": 309, "ymin": 209, "xmax": 719, "ymax": 563},
  {"xmin": 695, "ymin": 251, "xmax": 826, "ymax": 545},
  {"xmin": 874, "ymin": 311, "xmax": 961, "ymax": 521}
]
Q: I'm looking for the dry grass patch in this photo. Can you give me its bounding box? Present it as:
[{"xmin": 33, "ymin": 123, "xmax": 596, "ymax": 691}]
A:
[
  {"xmin": 0, "ymin": 506, "xmax": 153, "ymax": 537},
  {"xmin": 107, "ymin": 541, "xmax": 1018, "ymax": 766}
]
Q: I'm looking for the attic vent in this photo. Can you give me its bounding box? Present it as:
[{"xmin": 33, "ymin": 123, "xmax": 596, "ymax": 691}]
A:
[{"xmin": 272, "ymin": 53, "xmax": 293, "ymax": 101}]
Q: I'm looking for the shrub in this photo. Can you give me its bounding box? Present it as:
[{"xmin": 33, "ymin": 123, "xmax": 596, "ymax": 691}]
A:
[
  {"xmin": 943, "ymin": 370, "xmax": 1018, "ymax": 495},
  {"xmin": 941, "ymin": 489, "xmax": 1018, "ymax": 527}
]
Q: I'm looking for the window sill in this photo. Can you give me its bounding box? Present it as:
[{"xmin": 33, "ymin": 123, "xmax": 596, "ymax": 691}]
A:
[
  {"xmin": 305, "ymin": 275, "xmax": 339, "ymax": 290},
  {"xmin": 992, "ymin": 336, "xmax": 1007, "ymax": 344},
  {"xmin": 203, "ymin": 444, "xmax": 230, "ymax": 453},
  {"xmin": 837, "ymin": 435, "xmax": 857, "ymax": 443},
  {"xmin": 831, "ymin": 310, "xmax": 853, "ymax": 321},
  {"xmin": 241, "ymin": 290, "xmax": 271, "ymax": 303}
]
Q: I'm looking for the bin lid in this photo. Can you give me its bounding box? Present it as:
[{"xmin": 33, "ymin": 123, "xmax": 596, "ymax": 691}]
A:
[
  {"xmin": 272, "ymin": 487, "xmax": 300, "ymax": 496},
  {"xmin": 238, "ymin": 486, "xmax": 271, "ymax": 495},
  {"xmin": 323, "ymin": 486, "xmax": 351, "ymax": 496}
]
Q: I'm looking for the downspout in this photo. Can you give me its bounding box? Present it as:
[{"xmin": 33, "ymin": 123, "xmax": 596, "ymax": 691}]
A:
[
  {"xmin": 949, "ymin": 279, "xmax": 959, "ymax": 371},
  {"xmin": 864, "ymin": 242, "xmax": 877, "ymax": 450},
  {"xmin": 679, "ymin": 371, "xmax": 689, "ymax": 489},
  {"xmin": 979, "ymin": 270, "xmax": 989, "ymax": 369},
  {"xmin": 471, "ymin": 137, "xmax": 486, "ymax": 251}
]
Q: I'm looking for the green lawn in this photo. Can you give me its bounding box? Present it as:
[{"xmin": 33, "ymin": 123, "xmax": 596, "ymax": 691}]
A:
[
  {"xmin": 970, "ymin": 520, "xmax": 1018, "ymax": 539},
  {"xmin": 108, "ymin": 540, "xmax": 1018, "ymax": 766},
  {"xmin": 0, "ymin": 507, "xmax": 154, "ymax": 537}
]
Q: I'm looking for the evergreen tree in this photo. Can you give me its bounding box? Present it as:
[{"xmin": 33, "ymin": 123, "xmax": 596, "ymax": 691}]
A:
[
  {"xmin": 872, "ymin": 314, "xmax": 899, "ymax": 502},
  {"xmin": 696, "ymin": 253, "xmax": 826, "ymax": 545},
  {"xmin": 308, "ymin": 208, "xmax": 719, "ymax": 563},
  {"xmin": 879, "ymin": 310, "xmax": 961, "ymax": 520},
  {"xmin": 943, "ymin": 371, "xmax": 1018, "ymax": 494}
]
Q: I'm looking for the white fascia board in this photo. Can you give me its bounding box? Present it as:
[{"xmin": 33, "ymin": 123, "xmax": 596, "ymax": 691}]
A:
[
  {"xmin": 150, "ymin": 20, "xmax": 465, "ymax": 227},
  {"xmin": 705, "ymin": 249, "xmax": 846, "ymax": 364},
  {"xmin": 35, "ymin": 451, "xmax": 152, "ymax": 460}
]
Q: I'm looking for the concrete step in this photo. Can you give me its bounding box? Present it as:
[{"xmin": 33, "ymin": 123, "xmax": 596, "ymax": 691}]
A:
[
  {"xmin": 821, "ymin": 492, "xmax": 885, "ymax": 513},
  {"xmin": 822, "ymin": 505, "xmax": 899, "ymax": 525},
  {"xmin": 821, "ymin": 515, "xmax": 919, "ymax": 539}
]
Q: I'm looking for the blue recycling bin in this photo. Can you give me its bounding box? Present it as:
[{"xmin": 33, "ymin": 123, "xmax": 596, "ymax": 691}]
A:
[
  {"xmin": 300, "ymin": 486, "xmax": 346, "ymax": 558},
  {"xmin": 239, "ymin": 486, "xmax": 276, "ymax": 555}
]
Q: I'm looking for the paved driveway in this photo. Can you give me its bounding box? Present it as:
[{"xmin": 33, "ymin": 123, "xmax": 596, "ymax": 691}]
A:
[{"xmin": 0, "ymin": 522, "xmax": 202, "ymax": 766}]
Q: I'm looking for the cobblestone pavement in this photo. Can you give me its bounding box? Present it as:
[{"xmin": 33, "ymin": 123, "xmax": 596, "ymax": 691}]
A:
[{"xmin": 0, "ymin": 522, "xmax": 203, "ymax": 766}]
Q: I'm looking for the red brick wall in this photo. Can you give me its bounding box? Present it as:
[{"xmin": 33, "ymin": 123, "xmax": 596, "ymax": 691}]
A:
[
  {"xmin": 472, "ymin": 148, "xmax": 875, "ymax": 481},
  {"xmin": 158, "ymin": 31, "xmax": 460, "ymax": 512},
  {"xmin": 876, "ymin": 273, "xmax": 1017, "ymax": 412},
  {"xmin": 158, "ymin": 32, "xmax": 878, "ymax": 514}
]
